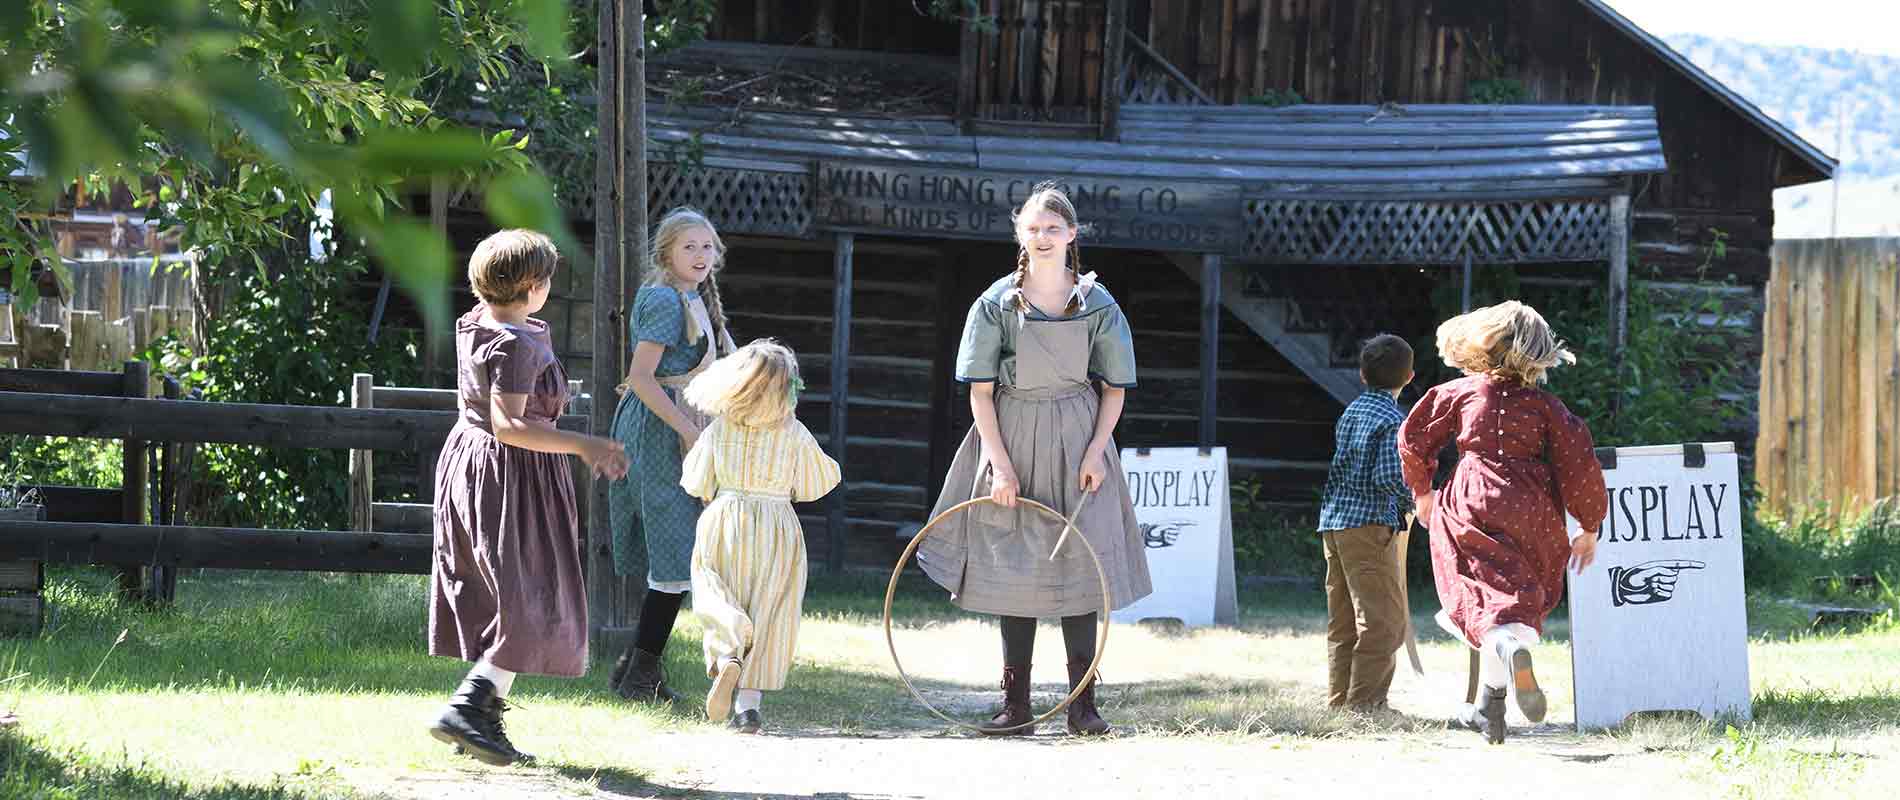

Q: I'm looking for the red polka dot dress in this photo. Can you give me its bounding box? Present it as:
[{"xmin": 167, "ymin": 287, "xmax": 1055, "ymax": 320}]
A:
[{"xmin": 1397, "ymin": 374, "xmax": 1609, "ymax": 648}]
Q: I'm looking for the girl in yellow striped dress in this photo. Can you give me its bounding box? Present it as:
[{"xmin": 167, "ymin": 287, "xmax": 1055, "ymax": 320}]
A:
[{"xmin": 680, "ymin": 339, "xmax": 841, "ymax": 733}]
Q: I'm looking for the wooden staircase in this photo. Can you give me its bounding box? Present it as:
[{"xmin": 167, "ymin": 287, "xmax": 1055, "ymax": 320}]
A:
[{"xmin": 1163, "ymin": 254, "xmax": 1361, "ymax": 406}]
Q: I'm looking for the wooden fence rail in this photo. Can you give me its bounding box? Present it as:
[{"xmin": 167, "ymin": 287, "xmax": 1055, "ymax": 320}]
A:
[
  {"xmin": 0, "ymin": 521, "xmax": 430, "ymax": 574},
  {"xmin": 1756, "ymin": 237, "xmax": 1900, "ymax": 515},
  {"xmin": 0, "ymin": 392, "xmax": 586, "ymax": 450},
  {"xmin": 0, "ymin": 365, "xmax": 587, "ymax": 590}
]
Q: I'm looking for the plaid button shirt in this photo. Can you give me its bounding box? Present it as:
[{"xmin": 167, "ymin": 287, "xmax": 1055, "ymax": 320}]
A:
[{"xmin": 1317, "ymin": 391, "xmax": 1413, "ymax": 532}]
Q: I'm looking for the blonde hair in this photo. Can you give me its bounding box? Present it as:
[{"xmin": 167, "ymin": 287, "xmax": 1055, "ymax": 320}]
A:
[
  {"xmin": 468, "ymin": 229, "xmax": 558, "ymax": 306},
  {"xmin": 647, "ymin": 207, "xmax": 734, "ymax": 356},
  {"xmin": 683, "ymin": 338, "xmax": 801, "ymax": 428},
  {"xmin": 1436, "ymin": 300, "xmax": 1576, "ymax": 386},
  {"xmin": 1010, "ymin": 182, "xmax": 1086, "ymax": 316}
]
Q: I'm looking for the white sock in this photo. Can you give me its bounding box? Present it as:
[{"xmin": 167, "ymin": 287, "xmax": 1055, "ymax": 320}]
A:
[
  {"xmin": 734, "ymin": 689, "xmax": 762, "ymax": 714},
  {"xmin": 1498, "ymin": 622, "xmax": 1539, "ymax": 645},
  {"xmin": 1478, "ymin": 628, "xmax": 1515, "ymax": 690},
  {"xmin": 468, "ymin": 659, "xmax": 517, "ymax": 699}
]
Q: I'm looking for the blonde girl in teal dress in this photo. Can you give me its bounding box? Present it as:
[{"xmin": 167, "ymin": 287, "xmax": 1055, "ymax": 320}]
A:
[{"xmin": 606, "ymin": 207, "xmax": 737, "ymax": 704}]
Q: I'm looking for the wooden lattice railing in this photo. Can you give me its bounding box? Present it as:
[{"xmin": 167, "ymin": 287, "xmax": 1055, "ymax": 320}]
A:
[
  {"xmin": 646, "ymin": 163, "xmax": 813, "ymax": 237},
  {"xmin": 1243, "ymin": 198, "xmax": 1616, "ymax": 264}
]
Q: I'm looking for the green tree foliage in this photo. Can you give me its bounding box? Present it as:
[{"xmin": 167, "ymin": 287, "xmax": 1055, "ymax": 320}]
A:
[{"xmin": 0, "ymin": 0, "xmax": 581, "ymax": 322}]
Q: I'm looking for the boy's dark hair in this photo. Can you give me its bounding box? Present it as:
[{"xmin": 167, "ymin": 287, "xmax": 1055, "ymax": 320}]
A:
[{"xmin": 1359, "ymin": 334, "xmax": 1414, "ymax": 390}]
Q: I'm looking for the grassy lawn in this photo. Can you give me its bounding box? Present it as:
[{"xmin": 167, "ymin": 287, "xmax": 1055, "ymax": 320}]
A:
[{"xmin": 0, "ymin": 566, "xmax": 1894, "ymax": 798}]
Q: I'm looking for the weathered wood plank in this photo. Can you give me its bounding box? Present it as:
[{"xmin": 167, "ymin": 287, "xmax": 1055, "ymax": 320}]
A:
[
  {"xmin": 1859, "ymin": 246, "xmax": 1881, "ymax": 507},
  {"xmin": 0, "ymin": 520, "xmax": 432, "ymax": 574},
  {"xmin": 0, "ymin": 560, "xmax": 41, "ymax": 592},
  {"xmin": 0, "ymin": 595, "xmax": 41, "ymax": 637},
  {"xmin": 0, "ymin": 367, "xmax": 124, "ymax": 396}
]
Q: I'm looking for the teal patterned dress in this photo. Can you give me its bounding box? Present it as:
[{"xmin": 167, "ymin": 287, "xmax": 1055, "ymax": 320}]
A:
[{"xmin": 608, "ymin": 285, "xmax": 712, "ymax": 588}]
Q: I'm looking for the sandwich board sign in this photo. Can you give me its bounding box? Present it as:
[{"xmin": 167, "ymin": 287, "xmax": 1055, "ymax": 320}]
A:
[
  {"xmin": 1112, "ymin": 446, "xmax": 1238, "ymax": 627},
  {"xmin": 1566, "ymin": 442, "xmax": 1750, "ymax": 730}
]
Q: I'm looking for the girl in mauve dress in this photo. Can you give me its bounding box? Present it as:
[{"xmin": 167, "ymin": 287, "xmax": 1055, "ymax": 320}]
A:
[
  {"xmin": 1397, "ymin": 300, "xmax": 1608, "ymax": 744},
  {"xmin": 428, "ymin": 230, "xmax": 630, "ymax": 765}
]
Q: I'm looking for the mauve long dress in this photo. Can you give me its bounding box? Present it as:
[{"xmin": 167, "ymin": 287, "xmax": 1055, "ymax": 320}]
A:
[
  {"xmin": 428, "ymin": 307, "xmax": 588, "ymax": 677},
  {"xmin": 1397, "ymin": 374, "xmax": 1608, "ymax": 649}
]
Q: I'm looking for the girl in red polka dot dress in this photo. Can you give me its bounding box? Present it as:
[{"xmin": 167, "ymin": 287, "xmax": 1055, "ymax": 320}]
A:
[{"xmin": 1397, "ymin": 301, "xmax": 1608, "ymax": 744}]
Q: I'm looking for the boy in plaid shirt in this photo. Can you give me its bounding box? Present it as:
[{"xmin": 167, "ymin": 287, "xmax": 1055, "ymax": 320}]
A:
[{"xmin": 1317, "ymin": 334, "xmax": 1415, "ymax": 710}]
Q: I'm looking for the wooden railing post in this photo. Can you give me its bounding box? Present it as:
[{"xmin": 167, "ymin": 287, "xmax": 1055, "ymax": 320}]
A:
[
  {"xmin": 1199, "ymin": 253, "xmax": 1221, "ymax": 449},
  {"xmin": 349, "ymin": 373, "xmax": 374, "ymax": 534},
  {"xmin": 827, "ymin": 232, "xmax": 855, "ymax": 573}
]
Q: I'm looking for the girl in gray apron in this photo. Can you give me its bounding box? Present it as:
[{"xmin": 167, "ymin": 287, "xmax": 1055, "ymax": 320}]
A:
[{"xmin": 918, "ymin": 185, "xmax": 1150, "ymax": 736}]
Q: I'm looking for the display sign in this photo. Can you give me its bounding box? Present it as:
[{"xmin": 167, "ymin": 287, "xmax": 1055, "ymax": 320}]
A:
[
  {"xmin": 1111, "ymin": 447, "xmax": 1237, "ymax": 627},
  {"xmin": 1566, "ymin": 442, "xmax": 1751, "ymax": 730}
]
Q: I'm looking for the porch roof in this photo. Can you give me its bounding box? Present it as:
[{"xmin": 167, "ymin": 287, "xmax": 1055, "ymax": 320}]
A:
[{"xmin": 649, "ymin": 102, "xmax": 1666, "ymax": 200}]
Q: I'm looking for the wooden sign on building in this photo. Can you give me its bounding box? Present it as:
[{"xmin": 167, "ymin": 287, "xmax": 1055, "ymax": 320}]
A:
[{"xmin": 812, "ymin": 162, "xmax": 1245, "ymax": 255}]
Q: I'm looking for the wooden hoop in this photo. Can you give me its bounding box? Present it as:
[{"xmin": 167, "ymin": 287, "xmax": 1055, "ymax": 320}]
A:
[{"xmin": 882, "ymin": 495, "xmax": 1112, "ymax": 734}]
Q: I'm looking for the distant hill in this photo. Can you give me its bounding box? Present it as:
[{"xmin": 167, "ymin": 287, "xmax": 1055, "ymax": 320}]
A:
[{"xmin": 1660, "ymin": 33, "xmax": 1900, "ymax": 237}]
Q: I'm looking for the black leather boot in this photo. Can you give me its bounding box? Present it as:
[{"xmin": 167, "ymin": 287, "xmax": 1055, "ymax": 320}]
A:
[
  {"xmin": 428, "ymin": 677, "xmax": 517, "ymax": 766},
  {"xmin": 1065, "ymin": 660, "xmax": 1112, "ymax": 736},
  {"xmin": 1480, "ymin": 686, "xmax": 1508, "ymax": 745},
  {"xmin": 976, "ymin": 665, "xmax": 1035, "ymax": 736},
  {"xmin": 613, "ymin": 647, "xmax": 682, "ymax": 704},
  {"xmin": 480, "ymin": 691, "xmax": 532, "ymax": 762}
]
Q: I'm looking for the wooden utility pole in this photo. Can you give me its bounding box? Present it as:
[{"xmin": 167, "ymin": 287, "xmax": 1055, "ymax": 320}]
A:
[{"xmin": 588, "ymin": 0, "xmax": 647, "ymax": 650}]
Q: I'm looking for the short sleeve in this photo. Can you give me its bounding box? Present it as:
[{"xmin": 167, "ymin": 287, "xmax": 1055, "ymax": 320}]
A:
[
  {"xmin": 1543, "ymin": 393, "xmax": 1609, "ymax": 539},
  {"xmin": 954, "ymin": 299, "xmax": 1006, "ymax": 383},
  {"xmin": 1088, "ymin": 304, "xmax": 1137, "ymax": 388},
  {"xmin": 476, "ymin": 331, "xmax": 551, "ymax": 395},
  {"xmin": 631, "ymin": 286, "xmax": 684, "ymax": 348},
  {"xmin": 680, "ymin": 421, "xmax": 719, "ymax": 501},
  {"xmin": 790, "ymin": 423, "xmax": 842, "ymax": 503},
  {"xmin": 1398, "ymin": 384, "xmax": 1458, "ymax": 498}
]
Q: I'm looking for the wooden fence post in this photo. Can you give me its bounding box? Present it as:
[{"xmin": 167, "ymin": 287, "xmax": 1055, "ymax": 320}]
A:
[
  {"xmin": 1200, "ymin": 252, "xmax": 1221, "ymax": 449},
  {"xmin": 119, "ymin": 359, "xmax": 150, "ymax": 603},
  {"xmin": 349, "ymin": 373, "xmax": 374, "ymax": 534},
  {"xmin": 152, "ymin": 377, "xmax": 181, "ymax": 604}
]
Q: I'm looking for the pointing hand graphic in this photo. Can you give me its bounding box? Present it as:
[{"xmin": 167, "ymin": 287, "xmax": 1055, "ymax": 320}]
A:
[{"xmin": 1609, "ymin": 559, "xmax": 1707, "ymax": 607}]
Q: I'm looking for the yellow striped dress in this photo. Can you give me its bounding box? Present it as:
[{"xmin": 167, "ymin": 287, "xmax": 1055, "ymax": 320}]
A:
[{"xmin": 681, "ymin": 416, "xmax": 841, "ymax": 691}]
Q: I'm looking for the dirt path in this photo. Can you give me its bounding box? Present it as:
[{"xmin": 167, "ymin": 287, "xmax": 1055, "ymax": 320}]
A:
[{"xmin": 364, "ymin": 722, "xmax": 1711, "ymax": 800}]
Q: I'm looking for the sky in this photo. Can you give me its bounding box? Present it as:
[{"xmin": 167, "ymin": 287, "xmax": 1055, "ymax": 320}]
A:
[{"xmin": 1603, "ymin": 0, "xmax": 1900, "ymax": 56}]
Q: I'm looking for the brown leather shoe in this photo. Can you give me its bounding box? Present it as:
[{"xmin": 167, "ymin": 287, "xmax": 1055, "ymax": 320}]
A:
[
  {"xmin": 1065, "ymin": 660, "xmax": 1111, "ymax": 736},
  {"xmin": 976, "ymin": 665, "xmax": 1035, "ymax": 736}
]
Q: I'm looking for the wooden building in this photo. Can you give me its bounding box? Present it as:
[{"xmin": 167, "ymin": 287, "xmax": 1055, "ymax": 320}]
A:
[{"xmin": 437, "ymin": 0, "xmax": 1834, "ymax": 571}]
